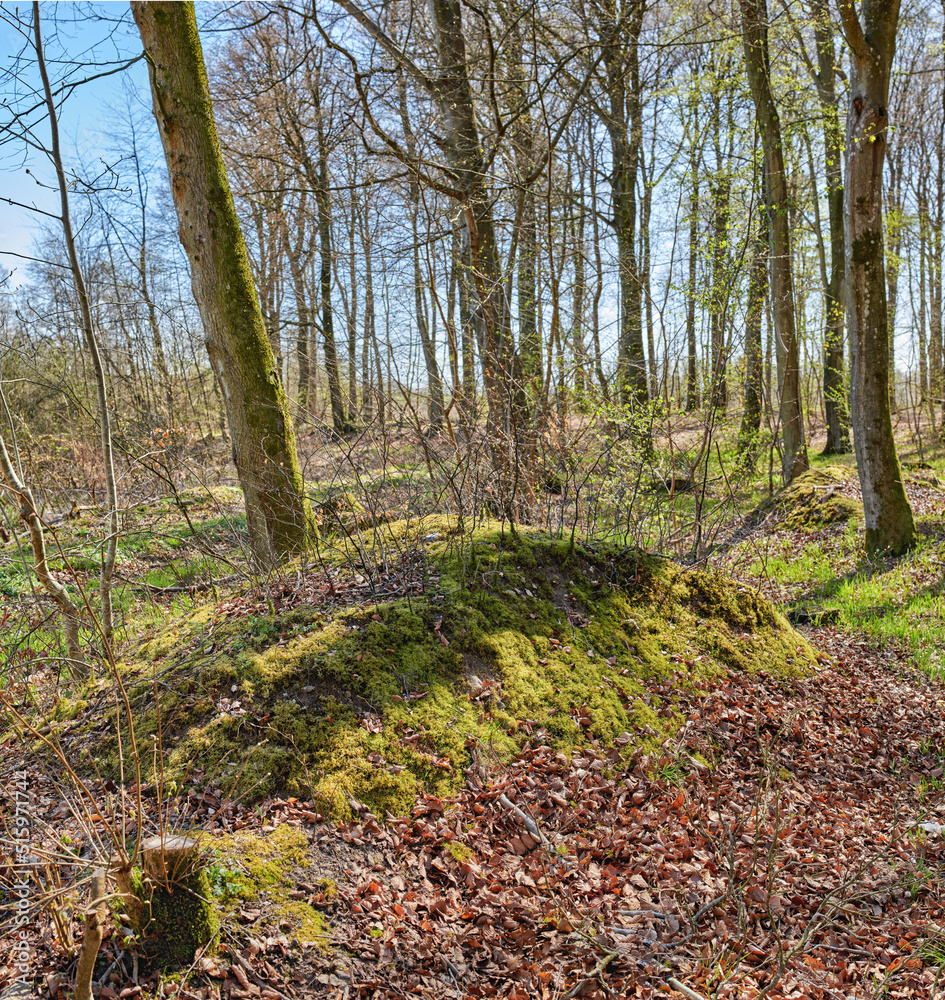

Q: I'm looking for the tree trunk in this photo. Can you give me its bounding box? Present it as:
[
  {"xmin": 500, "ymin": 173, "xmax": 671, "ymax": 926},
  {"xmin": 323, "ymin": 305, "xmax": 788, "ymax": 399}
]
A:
[
  {"xmin": 929, "ymin": 126, "xmax": 944, "ymax": 427},
  {"xmin": 35, "ymin": 1, "xmax": 119, "ymax": 637},
  {"xmin": 809, "ymin": 0, "xmax": 851, "ymax": 455},
  {"xmin": 739, "ymin": 193, "xmax": 768, "ymax": 462},
  {"xmin": 427, "ymin": 0, "xmax": 533, "ymax": 504},
  {"xmin": 571, "ymin": 187, "xmax": 588, "ymax": 397},
  {"xmin": 740, "ymin": 0, "xmax": 809, "ymax": 483},
  {"xmin": 640, "ymin": 147, "xmax": 658, "ymax": 401},
  {"xmin": 312, "ymin": 82, "xmax": 349, "ymax": 435},
  {"xmin": 588, "ymin": 135, "xmax": 609, "ymax": 398},
  {"xmin": 346, "ymin": 194, "xmax": 359, "ymax": 419},
  {"xmin": 917, "ymin": 185, "xmax": 929, "ymax": 406},
  {"xmin": 398, "ymin": 73, "xmax": 444, "ymax": 433},
  {"xmin": 132, "ymin": 0, "xmax": 310, "ymax": 568},
  {"xmin": 708, "ymin": 170, "xmax": 730, "ymax": 411},
  {"xmin": 685, "ymin": 120, "xmax": 700, "ymax": 413},
  {"xmin": 885, "ymin": 149, "xmax": 902, "ymax": 411},
  {"xmin": 285, "ymin": 200, "xmax": 312, "ymax": 421},
  {"xmin": 600, "ymin": 0, "xmax": 647, "ymax": 411},
  {"xmin": 837, "ymin": 0, "xmax": 916, "ymax": 555}
]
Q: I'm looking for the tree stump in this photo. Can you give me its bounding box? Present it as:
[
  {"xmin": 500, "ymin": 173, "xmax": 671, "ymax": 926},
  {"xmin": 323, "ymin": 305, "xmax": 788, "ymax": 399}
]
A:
[
  {"xmin": 141, "ymin": 835, "xmax": 200, "ymax": 884},
  {"xmin": 114, "ymin": 835, "xmax": 219, "ymax": 968}
]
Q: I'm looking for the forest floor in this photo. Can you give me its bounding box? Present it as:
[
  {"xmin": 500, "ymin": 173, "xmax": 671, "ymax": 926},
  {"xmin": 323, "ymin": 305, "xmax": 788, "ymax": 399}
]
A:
[{"xmin": 1, "ymin": 417, "xmax": 944, "ymax": 1000}]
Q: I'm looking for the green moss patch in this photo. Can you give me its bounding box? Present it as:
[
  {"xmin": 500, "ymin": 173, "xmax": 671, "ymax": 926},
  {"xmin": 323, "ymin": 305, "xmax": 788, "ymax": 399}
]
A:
[
  {"xmin": 87, "ymin": 524, "xmax": 816, "ymax": 818},
  {"xmin": 749, "ymin": 466, "xmax": 861, "ymax": 532},
  {"xmin": 209, "ymin": 826, "xmax": 328, "ymax": 947},
  {"xmin": 135, "ymin": 865, "xmax": 220, "ymax": 967}
]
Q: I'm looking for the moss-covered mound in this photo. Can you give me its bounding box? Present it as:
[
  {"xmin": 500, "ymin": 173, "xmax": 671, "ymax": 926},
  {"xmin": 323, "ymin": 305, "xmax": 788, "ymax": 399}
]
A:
[
  {"xmin": 77, "ymin": 524, "xmax": 816, "ymax": 818},
  {"xmin": 750, "ymin": 466, "xmax": 861, "ymax": 532}
]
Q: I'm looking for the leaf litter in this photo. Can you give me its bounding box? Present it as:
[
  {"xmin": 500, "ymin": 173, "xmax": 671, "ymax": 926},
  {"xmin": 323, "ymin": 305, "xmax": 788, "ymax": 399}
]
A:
[{"xmin": 2, "ymin": 630, "xmax": 944, "ymax": 999}]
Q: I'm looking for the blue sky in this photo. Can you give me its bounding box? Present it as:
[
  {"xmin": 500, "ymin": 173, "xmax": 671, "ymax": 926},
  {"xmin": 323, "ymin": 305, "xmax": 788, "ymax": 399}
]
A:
[
  {"xmin": 0, "ymin": 1, "xmax": 233, "ymax": 287},
  {"xmin": 0, "ymin": 2, "xmax": 151, "ymax": 283}
]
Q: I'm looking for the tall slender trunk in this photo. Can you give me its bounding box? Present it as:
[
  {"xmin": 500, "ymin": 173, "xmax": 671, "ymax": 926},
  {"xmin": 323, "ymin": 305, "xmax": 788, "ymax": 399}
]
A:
[
  {"xmin": 427, "ymin": 0, "xmax": 533, "ymax": 502},
  {"xmin": 312, "ymin": 84, "xmax": 348, "ymax": 435},
  {"xmin": 132, "ymin": 0, "xmax": 311, "ymax": 568},
  {"xmin": 809, "ymin": 0, "xmax": 851, "ymax": 455},
  {"xmin": 709, "ymin": 170, "xmax": 731, "ymax": 411},
  {"xmin": 456, "ymin": 229, "xmax": 477, "ymax": 431},
  {"xmin": 364, "ymin": 231, "xmax": 384, "ymax": 427},
  {"xmin": 740, "ymin": 188, "xmax": 768, "ymax": 461},
  {"xmin": 36, "ymin": 1, "xmax": 119, "ymax": 638},
  {"xmin": 346, "ymin": 194, "xmax": 359, "ymax": 419},
  {"xmin": 917, "ymin": 194, "xmax": 929, "ymax": 406},
  {"xmin": 571, "ymin": 186, "xmax": 588, "ymax": 397},
  {"xmin": 286, "ymin": 201, "xmax": 312, "ymax": 421},
  {"xmin": 929, "ymin": 121, "xmax": 944, "ymax": 427},
  {"xmin": 588, "ymin": 135, "xmax": 608, "ymax": 398},
  {"xmin": 741, "ymin": 0, "xmax": 808, "ymax": 482},
  {"xmin": 885, "ymin": 149, "xmax": 902, "ymax": 410},
  {"xmin": 686, "ymin": 148, "xmax": 700, "ymax": 412},
  {"xmin": 837, "ymin": 0, "xmax": 915, "ymax": 554},
  {"xmin": 599, "ymin": 0, "xmax": 647, "ymax": 410},
  {"xmin": 360, "ymin": 205, "xmax": 375, "ymax": 425},
  {"xmin": 640, "ymin": 147, "xmax": 657, "ymax": 400},
  {"xmin": 517, "ymin": 189, "xmax": 541, "ymax": 388},
  {"xmin": 398, "ymin": 71, "xmax": 445, "ymax": 433}
]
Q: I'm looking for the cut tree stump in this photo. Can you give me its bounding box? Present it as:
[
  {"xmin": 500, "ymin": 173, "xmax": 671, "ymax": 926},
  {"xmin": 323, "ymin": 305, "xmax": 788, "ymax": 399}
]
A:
[
  {"xmin": 140, "ymin": 835, "xmax": 201, "ymax": 883},
  {"xmin": 112, "ymin": 835, "xmax": 218, "ymax": 967}
]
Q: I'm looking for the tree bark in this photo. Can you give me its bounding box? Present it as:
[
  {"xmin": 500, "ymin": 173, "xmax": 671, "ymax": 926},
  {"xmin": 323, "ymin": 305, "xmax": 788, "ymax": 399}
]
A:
[
  {"xmin": 35, "ymin": 1, "xmax": 119, "ymax": 637},
  {"xmin": 740, "ymin": 0, "xmax": 809, "ymax": 483},
  {"xmin": 132, "ymin": 0, "xmax": 310, "ymax": 568},
  {"xmin": 285, "ymin": 198, "xmax": 312, "ymax": 421},
  {"xmin": 739, "ymin": 193, "xmax": 768, "ymax": 462},
  {"xmin": 598, "ymin": 0, "xmax": 648, "ymax": 411},
  {"xmin": 312, "ymin": 79, "xmax": 349, "ymax": 435},
  {"xmin": 837, "ymin": 0, "xmax": 916, "ymax": 555},
  {"xmin": 809, "ymin": 0, "xmax": 851, "ymax": 455},
  {"xmin": 917, "ymin": 190, "xmax": 928, "ymax": 406},
  {"xmin": 398, "ymin": 73, "xmax": 444, "ymax": 433},
  {"xmin": 885, "ymin": 147, "xmax": 902, "ymax": 410},
  {"xmin": 685, "ymin": 135, "xmax": 700, "ymax": 413}
]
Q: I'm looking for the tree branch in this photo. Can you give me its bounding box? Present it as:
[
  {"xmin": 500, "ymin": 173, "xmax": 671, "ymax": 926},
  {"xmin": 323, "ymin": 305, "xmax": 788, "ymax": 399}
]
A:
[
  {"xmin": 330, "ymin": 0, "xmax": 436, "ymax": 95},
  {"xmin": 835, "ymin": 0, "xmax": 868, "ymax": 60}
]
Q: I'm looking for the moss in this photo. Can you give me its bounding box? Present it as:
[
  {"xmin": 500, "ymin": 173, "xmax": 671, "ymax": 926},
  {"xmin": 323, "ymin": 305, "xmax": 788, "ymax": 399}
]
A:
[
  {"xmin": 134, "ymin": 865, "xmax": 219, "ymax": 968},
  {"xmin": 94, "ymin": 521, "xmax": 816, "ymax": 818},
  {"xmin": 317, "ymin": 878, "xmax": 338, "ymax": 900},
  {"xmin": 211, "ymin": 826, "xmax": 328, "ymax": 948},
  {"xmin": 445, "ymin": 842, "xmax": 474, "ymax": 862},
  {"xmin": 750, "ymin": 466, "xmax": 861, "ymax": 532}
]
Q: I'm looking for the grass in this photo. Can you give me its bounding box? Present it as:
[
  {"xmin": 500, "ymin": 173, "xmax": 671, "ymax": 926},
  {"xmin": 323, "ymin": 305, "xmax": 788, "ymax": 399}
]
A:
[{"xmin": 719, "ymin": 463, "xmax": 945, "ymax": 679}]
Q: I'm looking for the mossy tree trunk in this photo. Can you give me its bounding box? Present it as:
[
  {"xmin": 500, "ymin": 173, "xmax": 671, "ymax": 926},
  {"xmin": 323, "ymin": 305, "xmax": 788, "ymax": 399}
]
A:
[
  {"xmin": 837, "ymin": 0, "xmax": 917, "ymax": 555},
  {"xmin": 740, "ymin": 0, "xmax": 809, "ymax": 484},
  {"xmin": 131, "ymin": 1, "xmax": 310, "ymax": 569}
]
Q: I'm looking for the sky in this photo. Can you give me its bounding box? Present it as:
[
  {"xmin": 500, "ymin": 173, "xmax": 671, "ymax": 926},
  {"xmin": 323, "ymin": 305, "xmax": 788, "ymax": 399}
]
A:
[{"xmin": 0, "ymin": 1, "xmax": 233, "ymax": 288}]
